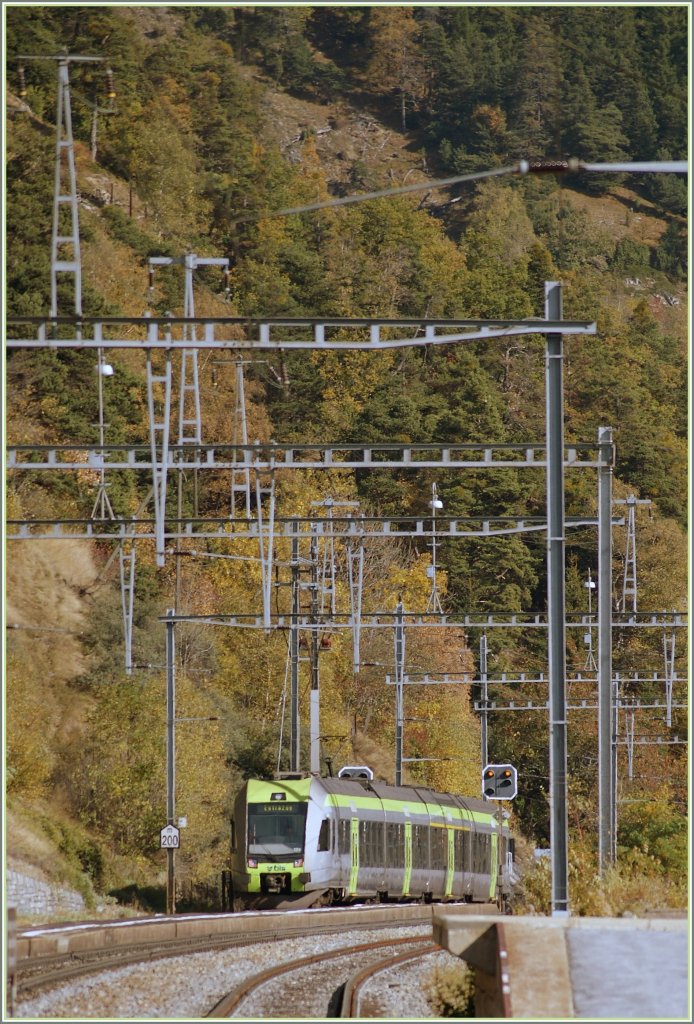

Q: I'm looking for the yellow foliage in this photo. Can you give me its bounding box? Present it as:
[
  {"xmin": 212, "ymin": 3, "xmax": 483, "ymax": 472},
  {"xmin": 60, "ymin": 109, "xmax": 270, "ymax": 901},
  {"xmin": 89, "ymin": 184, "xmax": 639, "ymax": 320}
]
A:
[
  {"xmin": 384, "ymin": 552, "xmax": 447, "ymax": 611},
  {"xmin": 172, "ymin": 674, "xmax": 231, "ymax": 882},
  {"xmin": 6, "ymin": 654, "xmax": 55, "ymax": 799}
]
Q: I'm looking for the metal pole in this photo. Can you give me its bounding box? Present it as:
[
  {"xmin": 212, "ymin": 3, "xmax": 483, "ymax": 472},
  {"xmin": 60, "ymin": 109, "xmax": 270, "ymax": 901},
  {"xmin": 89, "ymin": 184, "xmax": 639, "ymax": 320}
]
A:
[
  {"xmin": 480, "ymin": 633, "xmax": 489, "ymax": 773},
  {"xmin": 598, "ymin": 426, "xmax": 614, "ymax": 872},
  {"xmin": 51, "ymin": 58, "xmax": 82, "ymax": 321},
  {"xmin": 310, "ymin": 532, "xmax": 320, "ymax": 775},
  {"xmin": 426, "ymin": 483, "xmax": 444, "ymax": 613},
  {"xmin": 146, "ymin": 331, "xmax": 172, "ymax": 569},
  {"xmin": 90, "ymin": 100, "xmax": 98, "ymax": 160},
  {"xmin": 290, "ymin": 526, "xmax": 300, "ymax": 773},
  {"xmin": 231, "ymin": 357, "xmax": 252, "ymax": 518},
  {"xmin": 584, "ymin": 569, "xmax": 598, "ymax": 671},
  {"xmin": 496, "ymin": 804, "xmax": 504, "ymax": 910},
  {"xmin": 612, "ymin": 672, "xmax": 620, "ymax": 861},
  {"xmin": 545, "ymin": 281, "xmax": 569, "ymax": 916},
  {"xmin": 664, "ymin": 631, "xmax": 675, "ymax": 728},
  {"xmin": 622, "ymin": 496, "xmax": 638, "ymax": 612},
  {"xmin": 165, "ymin": 608, "xmax": 176, "ymax": 914},
  {"xmin": 120, "ymin": 542, "xmax": 135, "ymax": 675},
  {"xmin": 626, "ymin": 709, "xmax": 635, "ymax": 780},
  {"xmin": 395, "ymin": 601, "xmax": 405, "ymax": 786}
]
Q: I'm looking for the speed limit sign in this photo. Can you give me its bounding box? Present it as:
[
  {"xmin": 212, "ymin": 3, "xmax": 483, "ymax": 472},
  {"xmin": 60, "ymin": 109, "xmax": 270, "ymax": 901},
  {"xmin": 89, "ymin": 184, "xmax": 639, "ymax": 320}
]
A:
[{"xmin": 160, "ymin": 824, "xmax": 180, "ymax": 848}]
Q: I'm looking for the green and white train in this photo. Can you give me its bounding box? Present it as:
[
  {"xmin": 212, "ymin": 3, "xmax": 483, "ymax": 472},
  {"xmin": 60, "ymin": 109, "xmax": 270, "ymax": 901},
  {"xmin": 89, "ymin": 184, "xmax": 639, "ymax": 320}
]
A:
[{"xmin": 229, "ymin": 771, "xmax": 515, "ymax": 909}]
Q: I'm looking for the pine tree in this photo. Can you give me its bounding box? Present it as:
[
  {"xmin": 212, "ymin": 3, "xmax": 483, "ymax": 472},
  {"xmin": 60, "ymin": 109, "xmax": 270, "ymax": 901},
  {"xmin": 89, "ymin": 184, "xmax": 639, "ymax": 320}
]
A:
[{"xmin": 364, "ymin": 7, "xmax": 427, "ymax": 130}]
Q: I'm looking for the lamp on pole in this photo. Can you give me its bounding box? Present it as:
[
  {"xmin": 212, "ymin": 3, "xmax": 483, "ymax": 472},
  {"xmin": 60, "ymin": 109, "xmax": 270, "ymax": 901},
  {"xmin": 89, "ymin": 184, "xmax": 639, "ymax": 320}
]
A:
[{"xmin": 426, "ymin": 483, "xmax": 444, "ymax": 614}]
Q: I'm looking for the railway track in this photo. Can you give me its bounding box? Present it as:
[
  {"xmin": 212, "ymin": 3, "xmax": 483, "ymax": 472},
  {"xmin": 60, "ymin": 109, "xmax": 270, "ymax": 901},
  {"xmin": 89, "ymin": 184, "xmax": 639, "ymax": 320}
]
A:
[
  {"xmin": 16, "ymin": 930, "xmax": 259, "ymax": 998},
  {"xmin": 338, "ymin": 940, "xmax": 442, "ymax": 1018},
  {"xmin": 208, "ymin": 935, "xmax": 440, "ymax": 1018},
  {"xmin": 15, "ymin": 904, "xmax": 483, "ymax": 1013}
]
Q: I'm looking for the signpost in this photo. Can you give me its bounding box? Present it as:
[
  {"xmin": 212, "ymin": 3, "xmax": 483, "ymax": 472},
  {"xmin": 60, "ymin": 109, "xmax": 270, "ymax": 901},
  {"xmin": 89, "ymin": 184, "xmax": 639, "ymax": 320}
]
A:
[
  {"xmin": 160, "ymin": 824, "xmax": 180, "ymax": 849},
  {"xmin": 482, "ymin": 764, "xmax": 517, "ymax": 911}
]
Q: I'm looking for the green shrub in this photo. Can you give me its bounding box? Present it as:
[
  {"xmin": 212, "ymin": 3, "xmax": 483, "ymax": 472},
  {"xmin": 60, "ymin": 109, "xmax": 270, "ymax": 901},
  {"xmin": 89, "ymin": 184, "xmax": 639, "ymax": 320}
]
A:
[
  {"xmin": 101, "ymin": 205, "xmax": 172, "ymax": 259},
  {"xmin": 425, "ymin": 962, "xmax": 476, "ymax": 1017},
  {"xmin": 611, "ymin": 236, "xmax": 651, "ymax": 274}
]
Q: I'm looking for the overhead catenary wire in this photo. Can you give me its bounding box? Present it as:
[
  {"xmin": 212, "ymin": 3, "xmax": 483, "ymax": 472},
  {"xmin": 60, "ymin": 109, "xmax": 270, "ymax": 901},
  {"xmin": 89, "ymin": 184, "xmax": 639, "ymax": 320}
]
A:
[{"xmin": 232, "ymin": 158, "xmax": 688, "ymax": 223}]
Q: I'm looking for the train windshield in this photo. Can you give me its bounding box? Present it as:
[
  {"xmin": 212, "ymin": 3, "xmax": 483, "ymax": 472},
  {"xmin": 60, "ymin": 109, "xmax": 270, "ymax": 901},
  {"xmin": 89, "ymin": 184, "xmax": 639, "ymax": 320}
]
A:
[{"xmin": 247, "ymin": 802, "xmax": 307, "ymax": 859}]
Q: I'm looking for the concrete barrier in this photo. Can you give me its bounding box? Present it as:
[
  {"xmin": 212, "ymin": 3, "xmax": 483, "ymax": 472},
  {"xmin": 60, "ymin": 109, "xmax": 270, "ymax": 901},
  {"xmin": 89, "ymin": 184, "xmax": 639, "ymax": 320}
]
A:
[{"xmin": 433, "ymin": 912, "xmax": 689, "ymax": 1019}]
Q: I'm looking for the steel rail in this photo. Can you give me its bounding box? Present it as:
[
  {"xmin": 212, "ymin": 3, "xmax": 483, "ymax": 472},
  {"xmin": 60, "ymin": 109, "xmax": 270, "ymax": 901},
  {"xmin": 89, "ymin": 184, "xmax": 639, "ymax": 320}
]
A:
[
  {"xmin": 15, "ymin": 932, "xmax": 253, "ymax": 997},
  {"xmin": 340, "ymin": 940, "xmax": 441, "ymax": 1018},
  {"xmin": 15, "ymin": 906, "xmax": 439, "ymax": 1001},
  {"xmin": 207, "ymin": 935, "xmax": 432, "ymax": 1018}
]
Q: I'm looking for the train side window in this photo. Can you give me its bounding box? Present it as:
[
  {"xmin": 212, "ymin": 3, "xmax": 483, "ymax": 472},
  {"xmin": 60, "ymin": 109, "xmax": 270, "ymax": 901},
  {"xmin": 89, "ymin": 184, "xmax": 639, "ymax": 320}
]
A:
[
  {"xmin": 318, "ymin": 818, "xmax": 330, "ymax": 852},
  {"xmin": 455, "ymin": 829, "xmax": 465, "ymax": 870},
  {"xmin": 386, "ymin": 822, "xmax": 404, "ymax": 867},
  {"xmin": 358, "ymin": 820, "xmax": 380, "ymax": 866},
  {"xmin": 413, "ymin": 824, "xmax": 427, "ymax": 869},
  {"xmin": 230, "ymin": 818, "xmax": 236, "ymax": 853},
  {"xmin": 338, "ymin": 818, "xmax": 350, "ymax": 855},
  {"xmin": 431, "ymin": 827, "xmax": 446, "ymax": 870}
]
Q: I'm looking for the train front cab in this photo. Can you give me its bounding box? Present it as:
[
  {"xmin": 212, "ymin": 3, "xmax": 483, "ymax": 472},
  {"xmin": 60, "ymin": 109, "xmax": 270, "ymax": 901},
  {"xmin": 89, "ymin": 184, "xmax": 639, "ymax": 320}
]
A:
[{"xmin": 230, "ymin": 778, "xmax": 313, "ymax": 902}]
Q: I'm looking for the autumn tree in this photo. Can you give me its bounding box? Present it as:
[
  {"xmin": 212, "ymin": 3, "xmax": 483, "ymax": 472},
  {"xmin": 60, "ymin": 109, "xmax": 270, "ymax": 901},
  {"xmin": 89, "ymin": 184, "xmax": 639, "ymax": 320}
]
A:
[{"xmin": 364, "ymin": 7, "xmax": 427, "ymax": 129}]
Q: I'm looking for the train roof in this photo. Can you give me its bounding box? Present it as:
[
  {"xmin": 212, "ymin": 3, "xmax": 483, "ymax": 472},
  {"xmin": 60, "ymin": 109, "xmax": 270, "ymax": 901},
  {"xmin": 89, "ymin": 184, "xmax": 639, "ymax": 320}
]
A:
[
  {"xmin": 316, "ymin": 776, "xmax": 493, "ymax": 816},
  {"xmin": 236, "ymin": 776, "xmax": 499, "ymax": 819}
]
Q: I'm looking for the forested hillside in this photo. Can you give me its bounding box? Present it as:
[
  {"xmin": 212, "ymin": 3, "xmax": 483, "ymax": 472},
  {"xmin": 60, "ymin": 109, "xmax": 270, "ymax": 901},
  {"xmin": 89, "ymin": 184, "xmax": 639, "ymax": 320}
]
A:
[{"xmin": 5, "ymin": 6, "xmax": 688, "ymax": 916}]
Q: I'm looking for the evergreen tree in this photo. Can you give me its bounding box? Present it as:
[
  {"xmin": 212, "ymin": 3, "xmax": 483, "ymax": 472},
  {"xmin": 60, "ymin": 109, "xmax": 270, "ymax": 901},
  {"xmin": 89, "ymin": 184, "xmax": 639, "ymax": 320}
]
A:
[
  {"xmin": 508, "ymin": 13, "xmax": 563, "ymax": 158},
  {"xmin": 364, "ymin": 7, "xmax": 427, "ymax": 130}
]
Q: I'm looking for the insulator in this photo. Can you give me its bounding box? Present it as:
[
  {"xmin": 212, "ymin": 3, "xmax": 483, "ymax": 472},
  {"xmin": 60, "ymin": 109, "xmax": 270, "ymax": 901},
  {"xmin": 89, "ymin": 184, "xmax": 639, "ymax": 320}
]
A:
[
  {"xmin": 105, "ymin": 67, "xmax": 116, "ymax": 101},
  {"xmin": 17, "ymin": 65, "xmax": 27, "ymax": 98},
  {"xmin": 223, "ymin": 268, "xmax": 230, "ymax": 294},
  {"xmin": 148, "ymin": 268, "xmax": 155, "ymax": 292},
  {"xmin": 519, "ymin": 157, "xmax": 581, "ymax": 175}
]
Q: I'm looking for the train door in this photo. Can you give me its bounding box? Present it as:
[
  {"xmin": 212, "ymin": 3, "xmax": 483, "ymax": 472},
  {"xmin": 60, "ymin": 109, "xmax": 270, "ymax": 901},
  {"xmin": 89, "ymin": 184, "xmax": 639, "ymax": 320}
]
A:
[
  {"xmin": 403, "ymin": 820, "xmax": 412, "ymax": 897},
  {"xmin": 489, "ymin": 829, "xmax": 498, "ymax": 901},
  {"xmin": 445, "ymin": 827, "xmax": 455, "ymax": 898},
  {"xmin": 349, "ymin": 817, "xmax": 359, "ymax": 895}
]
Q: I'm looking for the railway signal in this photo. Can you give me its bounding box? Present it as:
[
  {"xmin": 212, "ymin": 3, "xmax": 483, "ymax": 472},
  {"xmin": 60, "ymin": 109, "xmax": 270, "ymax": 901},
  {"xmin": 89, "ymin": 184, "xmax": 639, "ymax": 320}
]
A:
[{"xmin": 483, "ymin": 764, "xmax": 518, "ymax": 800}]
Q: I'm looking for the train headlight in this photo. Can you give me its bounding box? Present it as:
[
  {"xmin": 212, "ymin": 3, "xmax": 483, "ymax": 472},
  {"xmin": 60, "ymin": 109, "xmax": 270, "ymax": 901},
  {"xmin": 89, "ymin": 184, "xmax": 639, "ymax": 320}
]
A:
[
  {"xmin": 247, "ymin": 857, "xmax": 258, "ymax": 868},
  {"xmin": 293, "ymin": 857, "xmax": 304, "ymax": 867}
]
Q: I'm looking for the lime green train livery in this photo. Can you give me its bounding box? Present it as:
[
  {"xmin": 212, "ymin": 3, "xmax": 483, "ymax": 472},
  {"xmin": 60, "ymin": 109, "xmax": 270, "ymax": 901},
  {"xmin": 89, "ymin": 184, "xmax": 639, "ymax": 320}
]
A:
[{"xmin": 229, "ymin": 775, "xmax": 515, "ymax": 909}]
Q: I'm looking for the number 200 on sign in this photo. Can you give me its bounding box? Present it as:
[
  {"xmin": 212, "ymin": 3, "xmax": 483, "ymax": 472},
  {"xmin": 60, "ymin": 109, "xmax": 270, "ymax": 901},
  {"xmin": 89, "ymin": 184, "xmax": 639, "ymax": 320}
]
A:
[{"xmin": 161, "ymin": 833, "xmax": 179, "ymax": 847}]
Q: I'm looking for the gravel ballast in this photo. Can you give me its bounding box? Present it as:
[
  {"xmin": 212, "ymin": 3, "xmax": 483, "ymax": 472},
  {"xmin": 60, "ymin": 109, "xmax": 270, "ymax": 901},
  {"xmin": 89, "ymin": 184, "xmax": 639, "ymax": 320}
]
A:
[{"xmin": 17, "ymin": 925, "xmax": 461, "ymax": 1019}]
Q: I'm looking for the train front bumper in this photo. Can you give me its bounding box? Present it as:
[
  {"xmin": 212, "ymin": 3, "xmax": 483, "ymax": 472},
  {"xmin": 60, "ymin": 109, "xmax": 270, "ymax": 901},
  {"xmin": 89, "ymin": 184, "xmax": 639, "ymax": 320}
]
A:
[{"xmin": 244, "ymin": 863, "xmax": 309, "ymax": 894}]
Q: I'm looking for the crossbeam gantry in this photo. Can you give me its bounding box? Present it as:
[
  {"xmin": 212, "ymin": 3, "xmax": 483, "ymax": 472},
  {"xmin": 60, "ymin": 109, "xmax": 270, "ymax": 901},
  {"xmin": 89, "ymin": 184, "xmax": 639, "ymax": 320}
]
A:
[
  {"xmin": 6, "ymin": 441, "xmax": 609, "ymax": 471},
  {"xmin": 6, "ymin": 314, "xmax": 596, "ymax": 349}
]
